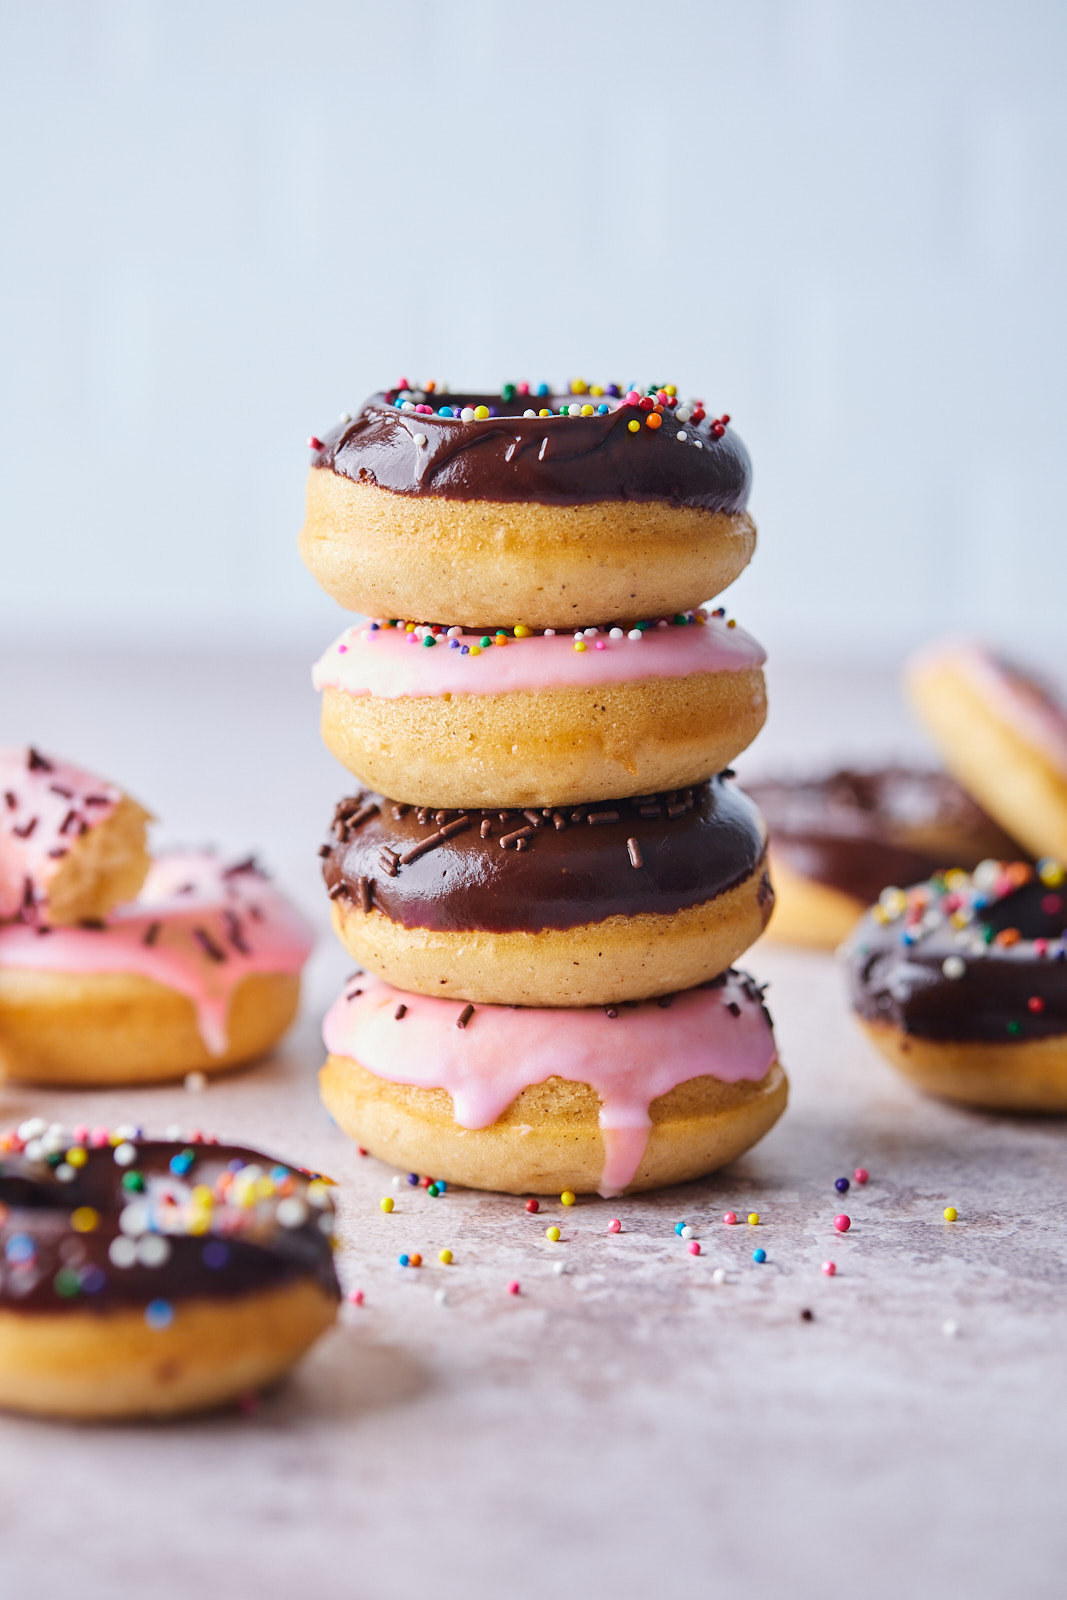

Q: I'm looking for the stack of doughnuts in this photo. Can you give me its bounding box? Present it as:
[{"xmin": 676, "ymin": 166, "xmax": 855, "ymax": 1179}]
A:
[
  {"xmin": 0, "ymin": 746, "xmax": 313, "ymax": 1084},
  {"xmin": 302, "ymin": 380, "xmax": 787, "ymax": 1196}
]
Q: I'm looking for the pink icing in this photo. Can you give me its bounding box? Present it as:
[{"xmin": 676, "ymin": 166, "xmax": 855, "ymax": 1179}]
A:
[
  {"xmin": 312, "ymin": 614, "xmax": 766, "ymax": 701},
  {"xmin": 0, "ymin": 747, "xmax": 123, "ymax": 923},
  {"xmin": 0, "ymin": 852, "xmax": 314, "ymax": 1056},
  {"xmin": 911, "ymin": 640, "xmax": 1067, "ymax": 778},
  {"xmin": 323, "ymin": 972, "xmax": 777, "ymax": 1197}
]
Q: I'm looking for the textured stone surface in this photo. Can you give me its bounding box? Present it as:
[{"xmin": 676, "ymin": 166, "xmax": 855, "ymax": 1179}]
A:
[{"xmin": 1, "ymin": 650, "xmax": 1065, "ymax": 1599}]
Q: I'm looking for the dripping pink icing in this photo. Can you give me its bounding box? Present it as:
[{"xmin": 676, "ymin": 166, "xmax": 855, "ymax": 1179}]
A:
[
  {"xmin": 323, "ymin": 972, "xmax": 777, "ymax": 1197},
  {"xmin": 0, "ymin": 747, "xmax": 123, "ymax": 923},
  {"xmin": 910, "ymin": 640, "xmax": 1067, "ymax": 776},
  {"xmin": 0, "ymin": 851, "xmax": 314, "ymax": 1055},
  {"xmin": 312, "ymin": 613, "xmax": 766, "ymax": 701}
]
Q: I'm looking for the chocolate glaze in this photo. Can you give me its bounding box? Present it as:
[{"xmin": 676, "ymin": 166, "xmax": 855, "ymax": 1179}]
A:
[
  {"xmin": 0, "ymin": 1140, "xmax": 339, "ymax": 1314},
  {"xmin": 311, "ymin": 391, "xmax": 751, "ymax": 510},
  {"xmin": 322, "ymin": 776, "xmax": 770, "ymax": 934},
  {"xmin": 847, "ymin": 876, "xmax": 1067, "ymax": 1043},
  {"xmin": 747, "ymin": 768, "xmax": 1021, "ymax": 907}
]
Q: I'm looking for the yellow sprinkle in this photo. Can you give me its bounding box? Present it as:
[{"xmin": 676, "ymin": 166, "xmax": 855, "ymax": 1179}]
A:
[
  {"xmin": 469, "ymin": 645, "xmax": 481, "ymax": 656},
  {"xmin": 573, "ymin": 641, "xmax": 586, "ymax": 652},
  {"xmin": 1039, "ymin": 858, "xmax": 1065, "ymax": 887},
  {"xmin": 380, "ymin": 1196, "xmax": 394, "ymax": 1213},
  {"xmin": 951, "ymin": 909, "xmax": 970, "ymax": 928},
  {"xmin": 513, "ymin": 624, "xmax": 531, "ymax": 638},
  {"xmin": 109, "ymin": 1133, "xmax": 122, "ymax": 1146},
  {"xmin": 539, "ymin": 408, "xmax": 552, "ymax": 417},
  {"xmin": 546, "ymin": 1225, "xmax": 561, "ymax": 1241},
  {"xmin": 944, "ymin": 869, "xmax": 968, "ymax": 890},
  {"xmin": 255, "ymin": 1176, "xmax": 275, "ymax": 1199},
  {"xmin": 307, "ymin": 1180, "xmax": 330, "ymax": 1207},
  {"xmin": 590, "ymin": 385, "xmax": 604, "ymax": 397},
  {"xmin": 748, "ymin": 1212, "xmax": 759, "ymax": 1226},
  {"xmin": 665, "ymin": 384, "xmax": 677, "ymax": 396},
  {"xmin": 438, "ymin": 1248, "xmax": 453, "ymax": 1265},
  {"xmin": 70, "ymin": 1206, "xmax": 99, "ymax": 1233},
  {"xmin": 570, "ymin": 379, "xmax": 587, "ymax": 394},
  {"xmin": 474, "ymin": 404, "xmax": 489, "ymax": 419},
  {"xmin": 188, "ymin": 1213, "xmax": 211, "ymax": 1235},
  {"xmin": 943, "ymin": 1206, "xmax": 958, "ymax": 1222},
  {"xmin": 405, "ymin": 622, "xmax": 415, "ymax": 633},
  {"xmin": 727, "ymin": 618, "xmax": 737, "ymax": 628},
  {"xmin": 580, "ymin": 404, "xmax": 594, "ymax": 416},
  {"xmin": 627, "ymin": 419, "xmax": 640, "ymax": 432},
  {"xmin": 561, "ymin": 1190, "xmax": 576, "ymax": 1206},
  {"xmin": 65, "ymin": 1147, "xmax": 88, "ymax": 1168}
]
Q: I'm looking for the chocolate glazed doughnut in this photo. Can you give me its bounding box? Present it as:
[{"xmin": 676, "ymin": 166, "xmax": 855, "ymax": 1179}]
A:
[
  {"xmin": 0, "ymin": 1131, "xmax": 339, "ymax": 1417},
  {"xmin": 845, "ymin": 860, "xmax": 1067, "ymax": 1110},
  {"xmin": 299, "ymin": 383, "xmax": 757, "ymax": 627},
  {"xmin": 322, "ymin": 774, "xmax": 774, "ymax": 1007}
]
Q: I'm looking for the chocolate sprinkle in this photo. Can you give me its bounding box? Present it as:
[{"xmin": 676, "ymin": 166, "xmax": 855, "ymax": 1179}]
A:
[
  {"xmin": 456, "ymin": 1003, "xmax": 475, "ymax": 1029},
  {"xmin": 627, "ymin": 837, "xmax": 643, "ymax": 869}
]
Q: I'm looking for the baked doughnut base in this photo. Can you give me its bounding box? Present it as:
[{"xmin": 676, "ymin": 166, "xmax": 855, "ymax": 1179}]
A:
[
  {"xmin": 300, "ymin": 471, "xmax": 757, "ymax": 629},
  {"xmin": 320, "ymin": 668, "xmax": 767, "ymax": 809},
  {"xmin": 0, "ymin": 1279, "xmax": 337, "ymax": 1419},
  {"xmin": 757, "ymin": 852, "xmax": 863, "ymax": 950},
  {"xmin": 45, "ymin": 794, "xmax": 152, "ymax": 927},
  {"xmin": 0, "ymin": 968, "xmax": 301, "ymax": 1085},
  {"xmin": 331, "ymin": 867, "xmax": 773, "ymax": 1007},
  {"xmin": 320, "ymin": 1053, "xmax": 788, "ymax": 1195},
  {"xmin": 858, "ymin": 1017, "xmax": 1067, "ymax": 1113}
]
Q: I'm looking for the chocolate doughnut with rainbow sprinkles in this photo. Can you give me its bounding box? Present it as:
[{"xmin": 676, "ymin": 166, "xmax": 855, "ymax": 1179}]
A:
[
  {"xmin": 302, "ymin": 377, "xmax": 787, "ymax": 1194},
  {"xmin": 0, "ymin": 1125, "xmax": 339, "ymax": 1418}
]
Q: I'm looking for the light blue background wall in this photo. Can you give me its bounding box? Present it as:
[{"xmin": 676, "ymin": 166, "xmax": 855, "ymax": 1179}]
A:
[{"xmin": 2, "ymin": 0, "xmax": 1065, "ymax": 661}]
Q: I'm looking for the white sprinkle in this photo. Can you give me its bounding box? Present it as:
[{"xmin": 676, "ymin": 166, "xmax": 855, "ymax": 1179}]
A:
[
  {"xmin": 574, "ymin": 632, "xmax": 584, "ymax": 642},
  {"xmin": 116, "ymin": 1123, "xmax": 139, "ymax": 1141},
  {"xmin": 119, "ymin": 1202, "xmax": 150, "ymax": 1237},
  {"xmin": 543, "ymin": 628, "xmax": 555, "ymax": 637},
  {"xmin": 23, "ymin": 1140, "xmax": 44, "ymax": 1162},
  {"xmin": 942, "ymin": 956, "xmax": 966, "ymax": 979},
  {"xmin": 412, "ymin": 432, "xmax": 427, "ymax": 447},
  {"xmin": 113, "ymin": 1142, "xmax": 137, "ymax": 1168},
  {"xmin": 676, "ymin": 430, "xmax": 687, "ymax": 442},
  {"xmin": 609, "ymin": 627, "xmax": 624, "ymax": 639},
  {"xmin": 318, "ymin": 1212, "xmax": 334, "ymax": 1235},
  {"xmin": 401, "ymin": 400, "xmax": 417, "ymax": 412},
  {"xmin": 55, "ymin": 1163, "xmax": 76, "ymax": 1184},
  {"xmin": 942, "ymin": 1319, "xmax": 959, "ymax": 1338},
  {"xmin": 680, "ymin": 1225, "xmax": 695, "ymax": 1240},
  {"xmin": 568, "ymin": 403, "xmax": 582, "ymax": 416},
  {"xmin": 164, "ymin": 1124, "xmax": 182, "ymax": 1140},
  {"xmin": 446, "ymin": 626, "xmax": 462, "ymax": 638},
  {"xmin": 694, "ymin": 440, "xmax": 703, "ymax": 448},
  {"xmin": 136, "ymin": 1234, "xmax": 171, "ymax": 1267},
  {"xmin": 277, "ymin": 1197, "xmax": 309, "ymax": 1228},
  {"xmin": 392, "ymin": 1174, "xmax": 404, "ymax": 1188},
  {"xmin": 627, "ymin": 628, "xmax": 643, "ymax": 641},
  {"xmin": 523, "ymin": 409, "xmax": 537, "ymax": 417},
  {"xmin": 434, "ymin": 1288, "xmax": 448, "ymax": 1306},
  {"xmin": 675, "ymin": 406, "xmax": 691, "ymax": 423},
  {"xmin": 552, "ymin": 1260, "xmax": 566, "ymax": 1275},
  {"xmin": 460, "ymin": 407, "xmax": 476, "ymax": 422},
  {"xmin": 583, "ymin": 627, "xmax": 598, "ymax": 638},
  {"xmin": 42, "ymin": 1130, "xmax": 67, "ymax": 1155},
  {"xmin": 339, "ymin": 412, "xmax": 351, "ymax": 424},
  {"xmin": 108, "ymin": 1236, "xmax": 137, "ymax": 1268},
  {"xmin": 18, "ymin": 1118, "xmax": 46, "ymax": 1141},
  {"xmin": 712, "ymin": 1267, "xmax": 727, "ymax": 1285},
  {"xmin": 184, "ymin": 1071, "xmax": 207, "ymax": 1093}
]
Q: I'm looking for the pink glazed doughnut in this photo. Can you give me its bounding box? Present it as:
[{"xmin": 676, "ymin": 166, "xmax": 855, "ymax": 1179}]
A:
[
  {"xmin": 313, "ymin": 609, "xmax": 768, "ymax": 808},
  {"xmin": 0, "ymin": 852, "xmax": 314, "ymax": 1085},
  {"xmin": 0, "ymin": 747, "xmax": 151, "ymax": 927},
  {"xmin": 319, "ymin": 970, "xmax": 787, "ymax": 1196}
]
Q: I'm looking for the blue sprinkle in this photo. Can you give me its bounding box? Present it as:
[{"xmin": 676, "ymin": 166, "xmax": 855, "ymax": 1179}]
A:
[
  {"xmin": 145, "ymin": 1299, "xmax": 174, "ymax": 1330},
  {"xmin": 369, "ymin": 621, "xmax": 379, "ymax": 631},
  {"xmin": 81, "ymin": 1265, "xmax": 106, "ymax": 1294},
  {"xmin": 436, "ymin": 1180, "xmax": 447, "ymax": 1193},
  {"xmin": 169, "ymin": 1152, "xmax": 194, "ymax": 1176},
  {"xmin": 437, "ymin": 405, "xmax": 453, "ymax": 418},
  {"xmin": 597, "ymin": 403, "xmax": 609, "ymax": 413},
  {"xmin": 674, "ymin": 1222, "xmax": 687, "ymax": 1236},
  {"xmin": 449, "ymin": 638, "xmax": 459, "ymax": 649},
  {"xmin": 835, "ymin": 1177, "xmax": 850, "ymax": 1193},
  {"xmin": 460, "ymin": 645, "xmax": 469, "ymax": 655},
  {"xmin": 406, "ymin": 1173, "xmax": 419, "ymax": 1185},
  {"xmin": 203, "ymin": 1241, "xmax": 229, "ymax": 1269},
  {"xmin": 753, "ymin": 1248, "xmax": 767, "ymax": 1264},
  {"xmin": 5, "ymin": 1235, "xmax": 35, "ymax": 1264},
  {"xmin": 398, "ymin": 1253, "xmax": 410, "ymax": 1267},
  {"xmin": 536, "ymin": 382, "xmax": 549, "ymax": 396}
]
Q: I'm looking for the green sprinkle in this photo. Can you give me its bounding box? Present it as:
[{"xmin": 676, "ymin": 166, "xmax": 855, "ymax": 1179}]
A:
[
  {"xmin": 673, "ymin": 614, "xmax": 688, "ymax": 625},
  {"xmin": 54, "ymin": 1267, "xmax": 81, "ymax": 1298},
  {"xmin": 1007, "ymin": 1020, "xmax": 1021, "ymax": 1035},
  {"xmin": 479, "ymin": 636, "xmax": 492, "ymax": 648},
  {"xmin": 422, "ymin": 635, "xmax": 436, "ymax": 647},
  {"xmin": 502, "ymin": 383, "xmax": 516, "ymax": 402},
  {"xmin": 122, "ymin": 1170, "xmax": 145, "ymax": 1192}
]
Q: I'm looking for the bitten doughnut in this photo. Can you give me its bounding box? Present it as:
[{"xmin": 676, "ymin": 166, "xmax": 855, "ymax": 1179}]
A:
[
  {"xmin": 1, "ymin": 746, "xmax": 150, "ymax": 926},
  {"xmin": 748, "ymin": 767, "xmax": 1020, "ymax": 949},
  {"xmin": 322, "ymin": 971, "xmax": 786, "ymax": 1197},
  {"xmin": 0, "ymin": 1125, "xmax": 339, "ymax": 1418},
  {"xmin": 300, "ymin": 382, "xmax": 756, "ymax": 628},
  {"xmin": 322, "ymin": 776, "xmax": 774, "ymax": 1006},
  {"xmin": 907, "ymin": 640, "xmax": 1067, "ymax": 861},
  {"xmin": 845, "ymin": 858, "xmax": 1067, "ymax": 1111},
  {"xmin": 313, "ymin": 609, "xmax": 767, "ymax": 808},
  {"xmin": 0, "ymin": 852, "xmax": 314, "ymax": 1085}
]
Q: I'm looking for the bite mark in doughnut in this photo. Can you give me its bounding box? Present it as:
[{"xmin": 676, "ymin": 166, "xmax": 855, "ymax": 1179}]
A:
[
  {"xmin": 846, "ymin": 858, "xmax": 1067, "ymax": 1110},
  {"xmin": 313, "ymin": 612, "xmax": 767, "ymax": 808},
  {"xmin": 322, "ymin": 778, "xmax": 773, "ymax": 1006},
  {"xmin": 0, "ymin": 852, "xmax": 314, "ymax": 1084},
  {"xmin": 0, "ymin": 1128, "xmax": 339, "ymax": 1418},
  {"xmin": 300, "ymin": 385, "xmax": 756, "ymax": 627},
  {"xmin": 0, "ymin": 746, "xmax": 151, "ymax": 927},
  {"xmin": 321, "ymin": 971, "xmax": 785, "ymax": 1197}
]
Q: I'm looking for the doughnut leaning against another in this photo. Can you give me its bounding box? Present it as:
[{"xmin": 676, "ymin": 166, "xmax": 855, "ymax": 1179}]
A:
[
  {"xmin": 747, "ymin": 767, "xmax": 1021, "ymax": 949},
  {"xmin": 321, "ymin": 971, "xmax": 787, "ymax": 1197},
  {"xmin": 322, "ymin": 775, "xmax": 774, "ymax": 1006},
  {"xmin": 0, "ymin": 1127, "xmax": 339, "ymax": 1418},
  {"xmin": 313, "ymin": 608, "xmax": 767, "ymax": 809},
  {"xmin": 0, "ymin": 852, "xmax": 314, "ymax": 1086},
  {"xmin": 845, "ymin": 858, "xmax": 1067, "ymax": 1111},
  {"xmin": 300, "ymin": 383, "xmax": 756, "ymax": 629},
  {"xmin": 1, "ymin": 746, "xmax": 151, "ymax": 926},
  {"xmin": 907, "ymin": 640, "xmax": 1067, "ymax": 862}
]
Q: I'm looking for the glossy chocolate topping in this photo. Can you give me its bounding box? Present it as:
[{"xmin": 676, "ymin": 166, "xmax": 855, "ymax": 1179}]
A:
[
  {"xmin": 847, "ymin": 869, "xmax": 1067, "ymax": 1042},
  {"xmin": 747, "ymin": 768, "xmax": 1021, "ymax": 907},
  {"xmin": 0, "ymin": 1137, "xmax": 340, "ymax": 1314},
  {"xmin": 322, "ymin": 776, "xmax": 771, "ymax": 934},
  {"xmin": 311, "ymin": 389, "xmax": 751, "ymax": 510}
]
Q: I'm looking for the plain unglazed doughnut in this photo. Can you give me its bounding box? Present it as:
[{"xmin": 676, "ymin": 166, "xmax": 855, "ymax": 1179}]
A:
[
  {"xmin": 321, "ymin": 776, "xmax": 774, "ymax": 1006},
  {"xmin": 299, "ymin": 383, "xmax": 756, "ymax": 628},
  {"xmin": 0, "ymin": 746, "xmax": 150, "ymax": 926},
  {"xmin": 313, "ymin": 608, "xmax": 767, "ymax": 808},
  {"xmin": 747, "ymin": 767, "xmax": 1021, "ymax": 950},
  {"xmin": 0, "ymin": 852, "xmax": 313, "ymax": 1085},
  {"xmin": 844, "ymin": 856, "xmax": 1067, "ymax": 1111},
  {"xmin": 320, "ymin": 970, "xmax": 787, "ymax": 1197},
  {"xmin": 0, "ymin": 1128, "xmax": 338, "ymax": 1418},
  {"xmin": 907, "ymin": 640, "xmax": 1067, "ymax": 861}
]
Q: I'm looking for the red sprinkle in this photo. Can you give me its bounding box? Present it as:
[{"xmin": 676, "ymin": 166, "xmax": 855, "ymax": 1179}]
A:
[
  {"xmin": 834, "ymin": 1215, "xmax": 851, "ymax": 1232},
  {"xmin": 688, "ymin": 1241, "xmax": 701, "ymax": 1256},
  {"xmin": 722, "ymin": 1211, "xmax": 737, "ymax": 1225},
  {"xmin": 524, "ymin": 1198, "xmax": 539, "ymax": 1213},
  {"xmin": 1028, "ymin": 996, "xmax": 1045, "ymax": 1013},
  {"xmin": 506, "ymin": 1280, "xmax": 520, "ymax": 1296},
  {"xmin": 853, "ymin": 1167, "xmax": 869, "ymax": 1184},
  {"xmin": 822, "ymin": 1261, "xmax": 837, "ymax": 1276},
  {"xmin": 307, "ymin": 436, "xmax": 324, "ymax": 451}
]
